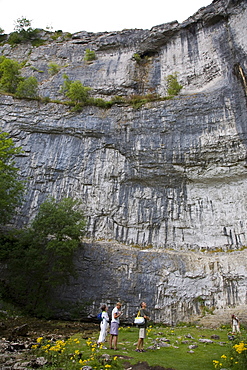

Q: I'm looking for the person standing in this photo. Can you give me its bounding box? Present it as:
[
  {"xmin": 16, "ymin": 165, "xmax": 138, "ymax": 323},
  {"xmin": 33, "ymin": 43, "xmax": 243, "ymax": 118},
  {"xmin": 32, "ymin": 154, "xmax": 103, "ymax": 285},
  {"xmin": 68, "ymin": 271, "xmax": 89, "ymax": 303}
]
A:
[
  {"xmin": 135, "ymin": 301, "xmax": 150, "ymax": 352},
  {"xmin": 109, "ymin": 302, "xmax": 122, "ymax": 350},
  {"xmin": 97, "ymin": 304, "xmax": 109, "ymax": 345},
  {"xmin": 232, "ymin": 314, "xmax": 241, "ymax": 334}
]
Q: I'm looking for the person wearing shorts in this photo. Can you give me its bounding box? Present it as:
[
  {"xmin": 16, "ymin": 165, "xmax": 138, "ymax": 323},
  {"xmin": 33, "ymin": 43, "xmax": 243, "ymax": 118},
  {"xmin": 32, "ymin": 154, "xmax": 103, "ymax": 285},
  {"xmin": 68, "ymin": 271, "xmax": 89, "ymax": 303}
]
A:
[
  {"xmin": 109, "ymin": 302, "xmax": 122, "ymax": 350},
  {"xmin": 135, "ymin": 302, "xmax": 150, "ymax": 352}
]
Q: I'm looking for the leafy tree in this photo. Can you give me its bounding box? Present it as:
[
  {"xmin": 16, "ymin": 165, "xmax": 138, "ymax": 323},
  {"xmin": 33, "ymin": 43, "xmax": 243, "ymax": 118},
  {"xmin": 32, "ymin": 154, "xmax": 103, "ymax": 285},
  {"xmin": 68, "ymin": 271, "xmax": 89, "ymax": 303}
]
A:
[
  {"xmin": 14, "ymin": 17, "xmax": 32, "ymax": 32},
  {"xmin": 9, "ymin": 17, "xmax": 39, "ymax": 45},
  {"xmin": 0, "ymin": 197, "xmax": 87, "ymax": 316},
  {"xmin": 16, "ymin": 76, "xmax": 38, "ymax": 98},
  {"xmin": 60, "ymin": 74, "xmax": 91, "ymax": 104},
  {"xmin": 66, "ymin": 80, "xmax": 91, "ymax": 103},
  {"xmin": 0, "ymin": 56, "xmax": 22, "ymax": 93},
  {"xmin": 166, "ymin": 72, "xmax": 183, "ymax": 96},
  {"xmin": 0, "ymin": 131, "xmax": 24, "ymax": 225}
]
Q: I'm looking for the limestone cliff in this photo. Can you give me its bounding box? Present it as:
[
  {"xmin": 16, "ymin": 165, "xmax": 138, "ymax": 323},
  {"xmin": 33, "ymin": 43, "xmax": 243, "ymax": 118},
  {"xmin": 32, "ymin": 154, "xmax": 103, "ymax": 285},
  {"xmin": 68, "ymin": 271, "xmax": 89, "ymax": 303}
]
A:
[{"xmin": 1, "ymin": 0, "xmax": 247, "ymax": 322}]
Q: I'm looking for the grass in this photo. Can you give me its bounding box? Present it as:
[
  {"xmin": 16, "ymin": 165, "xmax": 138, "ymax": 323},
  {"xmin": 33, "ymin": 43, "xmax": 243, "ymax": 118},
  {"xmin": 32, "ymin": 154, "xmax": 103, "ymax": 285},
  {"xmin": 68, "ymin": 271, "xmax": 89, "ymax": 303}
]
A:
[
  {"xmin": 30, "ymin": 324, "xmax": 247, "ymax": 370},
  {"xmin": 116, "ymin": 325, "xmax": 230, "ymax": 370}
]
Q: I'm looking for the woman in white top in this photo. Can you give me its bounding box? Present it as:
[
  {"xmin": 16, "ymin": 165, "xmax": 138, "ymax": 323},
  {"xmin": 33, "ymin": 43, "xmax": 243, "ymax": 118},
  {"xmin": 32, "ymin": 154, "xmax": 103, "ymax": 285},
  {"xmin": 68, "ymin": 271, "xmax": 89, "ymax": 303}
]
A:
[
  {"xmin": 232, "ymin": 314, "xmax": 241, "ymax": 333},
  {"xmin": 97, "ymin": 305, "xmax": 109, "ymax": 344}
]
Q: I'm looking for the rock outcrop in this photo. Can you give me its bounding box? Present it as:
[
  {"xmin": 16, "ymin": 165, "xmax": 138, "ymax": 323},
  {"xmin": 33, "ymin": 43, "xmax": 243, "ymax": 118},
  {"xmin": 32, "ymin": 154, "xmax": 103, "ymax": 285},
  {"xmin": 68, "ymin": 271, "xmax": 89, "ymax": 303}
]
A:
[
  {"xmin": 1, "ymin": 0, "xmax": 247, "ymax": 322},
  {"xmin": 57, "ymin": 240, "xmax": 247, "ymax": 325}
]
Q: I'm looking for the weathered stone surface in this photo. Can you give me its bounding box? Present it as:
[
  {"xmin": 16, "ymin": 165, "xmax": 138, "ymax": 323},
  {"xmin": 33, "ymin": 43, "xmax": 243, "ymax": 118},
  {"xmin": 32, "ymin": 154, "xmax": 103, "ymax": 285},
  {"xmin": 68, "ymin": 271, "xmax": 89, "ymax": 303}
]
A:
[
  {"xmin": 1, "ymin": 0, "xmax": 247, "ymax": 323},
  {"xmin": 12, "ymin": 324, "xmax": 29, "ymax": 337},
  {"xmin": 54, "ymin": 241, "xmax": 247, "ymax": 325},
  {"xmin": 1, "ymin": 0, "xmax": 247, "ymax": 251}
]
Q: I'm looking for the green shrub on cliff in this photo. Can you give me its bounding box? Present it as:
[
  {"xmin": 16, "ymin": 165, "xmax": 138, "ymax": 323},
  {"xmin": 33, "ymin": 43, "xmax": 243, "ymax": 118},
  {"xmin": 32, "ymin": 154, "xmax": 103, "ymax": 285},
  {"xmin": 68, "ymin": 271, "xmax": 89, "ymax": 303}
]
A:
[
  {"xmin": 8, "ymin": 17, "xmax": 41, "ymax": 46},
  {"xmin": 0, "ymin": 131, "xmax": 24, "ymax": 225},
  {"xmin": 84, "ymin": 48, "xmax": 96, "ymax": 62},
  {"xmin": 48, "ymin": 62, "xmax": 62, "ymax": 76},
  {"xmin": 0, "ymin": 56, "xmax": 39, "ymax": 98},
  {"xmin": 16, "ymin": 76, "xmax": 38, "ymax": 98},
  {"xmin": 60, "ymin": 74, "xmax": 92, "ymax": 110},
  {"xmin": 0, "ymin": 56, "xmax": 22, "ymax": 93},
  {"xmin": 166, "ymin": 72, "xmax": 183, "ymax": 96}
]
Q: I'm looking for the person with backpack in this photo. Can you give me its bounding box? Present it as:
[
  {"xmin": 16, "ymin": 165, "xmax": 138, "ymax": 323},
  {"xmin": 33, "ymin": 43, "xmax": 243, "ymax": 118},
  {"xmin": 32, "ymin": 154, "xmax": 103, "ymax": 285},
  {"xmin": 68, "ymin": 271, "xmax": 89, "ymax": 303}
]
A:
[{"xmin": 97, "ymin": 304, "xmax": 109, "ymax": 346}]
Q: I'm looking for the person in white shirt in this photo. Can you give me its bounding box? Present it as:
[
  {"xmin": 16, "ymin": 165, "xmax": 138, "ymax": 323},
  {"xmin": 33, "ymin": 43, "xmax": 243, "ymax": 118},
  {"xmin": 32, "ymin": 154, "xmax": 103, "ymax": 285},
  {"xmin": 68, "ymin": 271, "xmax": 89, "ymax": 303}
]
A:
[
  {"xmin": 97, "ymin": 304, "xmax": 109, "ymax": 345},
  {"xmin": 232, "ymin": 314, "xmax": 241, "ymax": 333},
  {"xmin": 109, "ymin": 302, "xmax": 122, "ymax": 350}
]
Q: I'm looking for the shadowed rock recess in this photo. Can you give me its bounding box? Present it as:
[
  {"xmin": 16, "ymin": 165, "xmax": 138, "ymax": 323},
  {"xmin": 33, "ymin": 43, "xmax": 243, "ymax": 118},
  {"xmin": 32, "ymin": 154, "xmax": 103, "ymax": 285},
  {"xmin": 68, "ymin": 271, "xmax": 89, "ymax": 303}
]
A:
[{"xmin": 1, "ymin": 0, "xmax": 247, "ymax": 323}]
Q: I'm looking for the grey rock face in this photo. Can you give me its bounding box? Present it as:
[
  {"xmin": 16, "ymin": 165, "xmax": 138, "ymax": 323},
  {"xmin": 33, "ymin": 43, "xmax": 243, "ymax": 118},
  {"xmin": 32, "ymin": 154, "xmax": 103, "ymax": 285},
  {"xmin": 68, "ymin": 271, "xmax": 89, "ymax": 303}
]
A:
[
  {"xmin": 57, "ymin": 241, "xmax": 247, "ymax": 325},
  {"xmin": 1, "ymin": 0, "xmax": 247, "ymax": 322}
]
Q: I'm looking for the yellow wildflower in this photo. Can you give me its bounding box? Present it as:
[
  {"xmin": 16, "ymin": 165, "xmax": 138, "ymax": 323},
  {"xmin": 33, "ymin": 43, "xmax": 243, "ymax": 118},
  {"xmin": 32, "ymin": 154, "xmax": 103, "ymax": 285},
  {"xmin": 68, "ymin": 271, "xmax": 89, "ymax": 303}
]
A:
[
  {"xmin": 234, "ymin": 341, "xmax": 247, "ymax": 354},
  {"xmin": 36, "ymin": 337, "xmax": 43, "ymax": 343},
  {"xmin": 213, "ymin": 360, "xmax": 219, "ymax": 368}
]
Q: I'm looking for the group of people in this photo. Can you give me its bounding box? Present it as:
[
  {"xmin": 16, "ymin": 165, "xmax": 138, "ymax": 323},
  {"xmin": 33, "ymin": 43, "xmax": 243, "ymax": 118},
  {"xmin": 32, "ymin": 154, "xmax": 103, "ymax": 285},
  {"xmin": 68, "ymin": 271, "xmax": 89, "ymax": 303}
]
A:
[
  {"xmin": 97, "ymin": 303, "xmax": 241, "ymax": 351},
  {"xmin": 97, "ymin": 301, "xmax": 150, "ymax": 352}
]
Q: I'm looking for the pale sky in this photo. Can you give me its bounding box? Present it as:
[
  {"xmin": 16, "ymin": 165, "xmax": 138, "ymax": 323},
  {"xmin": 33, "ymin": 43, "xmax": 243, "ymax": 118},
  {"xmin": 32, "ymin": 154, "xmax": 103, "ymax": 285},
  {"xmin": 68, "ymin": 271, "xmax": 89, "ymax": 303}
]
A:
[{"xmin": 1, "ymin": 0, "xmax": 213, "ymax": 34}]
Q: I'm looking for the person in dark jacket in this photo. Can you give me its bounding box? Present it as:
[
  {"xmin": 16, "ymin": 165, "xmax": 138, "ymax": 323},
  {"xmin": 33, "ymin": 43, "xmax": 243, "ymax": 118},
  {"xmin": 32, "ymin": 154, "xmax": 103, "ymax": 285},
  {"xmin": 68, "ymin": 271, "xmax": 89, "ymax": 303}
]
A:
[{"xmin": 135, "ymin": 302, "xmax": 150, "ymax": 352}]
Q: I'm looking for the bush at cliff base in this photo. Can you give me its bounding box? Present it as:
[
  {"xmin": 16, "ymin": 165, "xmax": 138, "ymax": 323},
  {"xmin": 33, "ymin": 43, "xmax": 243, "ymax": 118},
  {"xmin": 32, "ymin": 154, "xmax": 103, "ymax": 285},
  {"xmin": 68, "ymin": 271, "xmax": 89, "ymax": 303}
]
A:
[{"xmin": 213, "ymin": 334, "xmax": 247, "ymax": 370}]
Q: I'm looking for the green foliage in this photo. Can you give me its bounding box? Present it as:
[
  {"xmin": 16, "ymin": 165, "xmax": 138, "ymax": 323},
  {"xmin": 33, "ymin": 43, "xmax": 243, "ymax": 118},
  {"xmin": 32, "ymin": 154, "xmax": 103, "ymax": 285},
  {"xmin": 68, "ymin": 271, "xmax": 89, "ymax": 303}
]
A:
[
  {"xmin": 127, "ymin": 93, "xmax": 160, "ymax": 108},
  {"xmin": 0, "ymin": 28, "xmax": 6, "ymax": 43},
  {"xmin": 7, "ymin": 32, "xmax": 23, "ymax": 46},
  {"xmin": 30, "ymin": 66, "xmax": 44, "ymax": 73},
  {"xmin": 51, "ymin": 30, "xmax": 63, "ymax": 40},
  {"xmin": 166, "ymin": 72, "xmax": 183, "ymax": 96},
  {"xmin": 0, "ymin": 131, "xmax": 24, "ymax": 225},
  {"xmin": 0, "ymin": 197, "xmax": 87, "ymax": 316},
  {"xmin": 15, "ymin": 76, "xmax": 38, "ymax": 98},
  {"xmin": 213, "ymin": 334, "xmax": 247, "ymax": 370},
  {"xmin": 8, "ymin": 17, "xmax": 40, "ymax": 46},
  {"xmin": 32, "ymin": 335, "xmax": 122, "ymax": 370},
  {"xmin": 14, "ymin": 17, "xmax": 32, "ymax": 32},
  {"xmin": 60, "ymin": 74, "xmax": 91, "ymax": 104},
  {"xmin": 0, "ymin": 56, "xmax": 39, "ymax": 98},
  {"xmin": 84, "ymin": 48, "xmax": 96, "ymax": 61},
  {"xmin": 133, "ymin": 53, "xmax": 142, "ymax": 63},
  {"xmin": 66, "ymin": 80, "xmax": 91, "ymax": 103},
  {"xmin": 60, "ymin": 73, "xmax": 71, "ymax": 94},
  {"xmin": 48, "ymin": 62, "xmax": 61, "ymax": 76},
  {"xmin": 0, "ymin": 56, "xmax": 22, "ymax": 93},
  {"xmin": 41, "ymin": 96, "xmax": 51, "ymax": 103}
]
